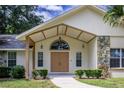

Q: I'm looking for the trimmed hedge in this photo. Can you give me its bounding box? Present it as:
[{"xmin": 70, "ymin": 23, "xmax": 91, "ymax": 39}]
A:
[
  {"xmin": 94, "ymin": 69, "xmax": 102, "ymax": 79},
  {"xmin": 75, "ymin": 69, "xmax": 102, "ymax": 79},
  {"xmin": 0, "ymin": 67, "xmax": 11, "ymax": 78},
  {"xmin": 10, "ymin": 65, "xmax": 25, "ymax": 79},
  {"xmin": 32, "ymin": 69, "xmax": 48, "ymax": 79},
  {"xmin": 75, "ymin": 70, "xmax": 84, "ymax": 79},
  {"xmin": 32, "ymin": 70, "xmax": 39, "ymax": 79}
]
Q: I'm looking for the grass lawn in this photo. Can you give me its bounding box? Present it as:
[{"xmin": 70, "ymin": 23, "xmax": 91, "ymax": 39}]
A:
[
  {"xmin": 76, "ymin": 78, "xmax": 124, "ymax": 88},
  {"xmin": 0, "ymin": 79, "xmax": 57, "ymax": 88}
]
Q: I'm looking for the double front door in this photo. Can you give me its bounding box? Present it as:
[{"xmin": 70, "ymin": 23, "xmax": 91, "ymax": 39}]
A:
[{"xmin": 51, "ymin": 52, "xmax": 69, "ymax": 72}]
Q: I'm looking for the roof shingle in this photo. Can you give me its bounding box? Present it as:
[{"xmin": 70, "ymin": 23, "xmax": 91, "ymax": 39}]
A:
[{"xmin": 0, "ymin": 35, "xmax": 25, "ymax": 49}]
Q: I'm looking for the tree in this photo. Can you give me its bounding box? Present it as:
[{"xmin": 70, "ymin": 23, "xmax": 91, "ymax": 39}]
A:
[
  {"xmin": 0, "ymin": 5, "xmax": 44, "ymax": 34},
  {"xmin": 104, "ymin": 5, "xmax": 124, "ymax": 27}
]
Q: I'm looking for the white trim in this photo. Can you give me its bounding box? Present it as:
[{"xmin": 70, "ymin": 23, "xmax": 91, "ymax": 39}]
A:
[{"xmin": 120, "ymin": 49, "xmax": 122, "ymax": 68}]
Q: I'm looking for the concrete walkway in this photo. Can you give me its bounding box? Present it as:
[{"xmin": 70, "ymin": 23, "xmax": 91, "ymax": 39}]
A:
[{"xmin": 50, "ymin": 74, "xmax": 101, "ymax": 88}]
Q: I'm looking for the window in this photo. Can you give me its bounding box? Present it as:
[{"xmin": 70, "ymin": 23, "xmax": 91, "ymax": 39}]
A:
[
  {"xmin": 110, "ymin": 49, "xmax": 124, "ymax": 68},
  {"xmin": 76, "ymin": 52, "xmax": 82, "ymax": 67},
  {"xmin": 8, "ymin": 52, "xmax": 16, "ymax": 67},
  {"xmin": 121, "ymin": 49, "xmax": 124, "ymax": 67},
  {"xmin": 50, "ymin": 40, "xmax": 70, "ymax": 50},
  {"xmin": 38, "ymin": 52, "xmax": 43, "ymax": 67}
]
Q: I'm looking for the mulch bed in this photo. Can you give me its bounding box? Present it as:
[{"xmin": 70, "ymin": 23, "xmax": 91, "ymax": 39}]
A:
[{"xmin": 74, "ymin": 77, "xmax": 106, "ymax": 80}]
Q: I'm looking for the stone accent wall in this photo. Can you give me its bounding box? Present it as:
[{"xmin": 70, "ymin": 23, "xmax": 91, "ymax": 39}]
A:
[{"xmin": 97, "ymin": 36, "xmax": 110, "ymax": 66}]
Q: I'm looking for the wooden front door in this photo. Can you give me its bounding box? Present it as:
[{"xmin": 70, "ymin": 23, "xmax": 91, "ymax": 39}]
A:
[{"xmin": 51, "ymin": 52, "xmax": 69, "ymax": 72}]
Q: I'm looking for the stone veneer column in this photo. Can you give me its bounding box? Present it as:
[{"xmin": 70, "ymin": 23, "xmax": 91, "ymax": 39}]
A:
[{"xmin": 97, "ymin": 36, "xmax": 110, "ymax": 66}]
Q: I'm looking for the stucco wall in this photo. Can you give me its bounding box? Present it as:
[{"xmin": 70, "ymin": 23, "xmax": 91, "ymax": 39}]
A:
[
  {"xmin": 111, "ymin": 70, "xmax": 124, "ymax": 78},
  {"xmin": 16, "ymin": 51, "xmax": 25, "ymax": 66},
  {"xmin": 63, "ymin": 8, "xmax": 124, "ymax": 36},
  {"xmin": 87, "ymin": 38, "xmax": 97, "ymax": 69},
  {"xmin": 35, "ymin": 35, "xmax": 89, "ymax": 73},
  {"xmin": 110, "ymin": 37, "xmax": 124, "ymax": 48}
]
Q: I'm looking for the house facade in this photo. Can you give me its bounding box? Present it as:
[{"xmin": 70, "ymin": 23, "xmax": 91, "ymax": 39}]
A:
[{"xmin": 0, "ymin": 5, "xmax": 124, "ymax": 79}]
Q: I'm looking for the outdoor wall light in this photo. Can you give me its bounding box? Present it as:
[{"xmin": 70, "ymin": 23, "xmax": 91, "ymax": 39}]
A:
[
  {"xmin": 41, "ymin": 42, "xmax": 43, "ymax": 49},
  {"xmin": 82, "ymin": 43, "xmax": 85, "ymax": 48}
]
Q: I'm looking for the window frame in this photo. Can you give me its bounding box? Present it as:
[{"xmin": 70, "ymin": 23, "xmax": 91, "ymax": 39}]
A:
[
  {"xmin": 38, "ymin": 52, "xmax": 43, "ymax": 67},
  {"xmin": 50, "ymin": 40, "xmax": 70, "ymax": 50},
  {"xmin": 7, "ymin": 51, "xmax": 16, "ymax": 67},
  {"xmin": 110, "ymin": 48, "xmax": 124, "ymax": 68},
  {"xmin": 76, "ymin": 52, "xmax": 82, "ymax": 67}
]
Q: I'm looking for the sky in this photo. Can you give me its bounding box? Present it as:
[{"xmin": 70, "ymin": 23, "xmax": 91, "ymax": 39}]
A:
[
  {"xmin": 36, "ymin": 5, "xmax": 77, "ymax": 21},
  {"xmin": 36, "ymin": 5, "xmax": 108, "ymax": 21}
]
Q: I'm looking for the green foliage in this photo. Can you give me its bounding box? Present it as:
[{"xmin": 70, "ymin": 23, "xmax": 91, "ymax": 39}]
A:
[
  {"xmin": 104, "ymin": 5, "xmax": 124, "ymax": 26},
  {"xmin": 32, "ymin": 70, "xmax": 39, "ymax": 79},
  {"xmin": 75, "ymin": 70, "xmax": 84, "ymax": 79},
  {"xmin": 10, "ymin": 65, "xmax": 25, "ymax": 79},
  {"xmin": 39, "ymin": 69, "xmax": 48, "ymax": 79},
  {"xmin": 75, "ymin": 69, "xmax": 102, "ymax": 79},
  {"xmin": 0, "ymin": 67, "xmax": 11, "ymax": 78},
  {"xmin": 32, "ymin": 69, "xmax": 48, "ymax": 79},
  {"xmin": 0, "ymin": 5, "xmax": 44, "ymax": 34},
  {"xmin": 84, "ymin": 70, "xmax": 92, "ymax": 78},
  {"xmin": 94, "ymin": 69, "xmax": 102, "ymax": 79},
  {"xmin": 84, "ymin": 69, "xmax": 102, "ymax": 78}
]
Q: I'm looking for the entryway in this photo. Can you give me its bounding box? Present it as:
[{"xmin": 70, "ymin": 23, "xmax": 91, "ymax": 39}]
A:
[{"xmin": 51, "ymin": 52, "xmax": 69, "ymax": 72}]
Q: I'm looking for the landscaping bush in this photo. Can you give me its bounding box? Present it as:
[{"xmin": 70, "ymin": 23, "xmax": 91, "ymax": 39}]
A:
[
  {"xmin": 90, "ymin": 70, "xmax": 96, "ymax": 78},
  {"xmin": 10, "ymin": 65, "xmax": 25, "ymax": 79},
  {"xmin": 75, "ymin": 70, "xmax": 84, "ymax": 79},
  {"xmin": 84, "ymin": 69, "xmax": 102, "ymax": 78},
  {"xmin": 84, "ymin": 70, "xmax": 92, "ymax": 78},
  {"xmin": 0, "ymin": 67, "xmax": 11, "ymax": 78},
  {"xmin": 32, "ymin": 69, "xmax": 48, "ymax": 79},
  {"xmin": 94, "ymin": 69, "xmax": 102, "ymax": 79},
  {"xmin": 38, "ymin": 69, "xmax": 48, "ymax": 79},
  {"xmin": 32, "ymin": 70, "xmax": 39, "ymax": 79}
]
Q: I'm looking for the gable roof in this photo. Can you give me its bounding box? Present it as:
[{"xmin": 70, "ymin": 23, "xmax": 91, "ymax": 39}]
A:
[
  {"xmin": 0, "ymin": 35, "xmax": 25, "ymax": 50},
  {"xmin": 16, "ymin": 5, "xmax": 106, "ymax": 40}
]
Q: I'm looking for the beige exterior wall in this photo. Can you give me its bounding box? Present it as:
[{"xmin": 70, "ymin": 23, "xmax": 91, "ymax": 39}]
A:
[
  {"xmin": 110, "ymin": 37, "xmax": 124, "ymax": 48},
  {"xmin": 16, "ymin": 51, "xmax": 25, "ymax": 66},
  {"xmin": 87, "ymin": 38, "xmax": 97, "ymax": 69},
  {"xmin": 111, "ymin": 70, "xmax": 124, "ymax": 78},
  {"xmin": 35, "ymin": 35, "xmax": 89, "ymax": 73},
  {"xmin": 63, "ymin": 8, "xmax": 124, "ymax": 36}
]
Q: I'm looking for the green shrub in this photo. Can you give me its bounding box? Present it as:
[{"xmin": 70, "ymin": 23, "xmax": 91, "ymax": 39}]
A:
[
  {"xmin": 94, "ymin": 69, "xmax": 102, "ymax": 79},
  {"xmin": 37, "ymin": 70, "xmax": 42, "ymax": 76},
  {"xmin": 75, "ymin": 70, "xmax": 84, "ymax": 79},
  {"xmin": 0, "ymin": 67, "xmax": 11, "ymax": 78},
  {"xmin": 10, "ymin": 65, "xmax": 25, "ymax": 79},
  {"xmin": 32, "ymin": 69, "xmax": 48, "ymax": 79},
  {"xmin": 32, "ymin": 70, "xmax": 39, "ymax": 79},
  {"xmin": 38, "ymin": 69, "xmax": 48, "ymax": 79},
  {"xmin": 90, "ymin": 70, "xmax": 96, "ymax": 78},
  {"xmin": 84, "ymin": 70, "xmax": 92, "ymax": 78},
  {"xmin": 84, "ymin": 69, "xmax": 102, "ymax": 78}
]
